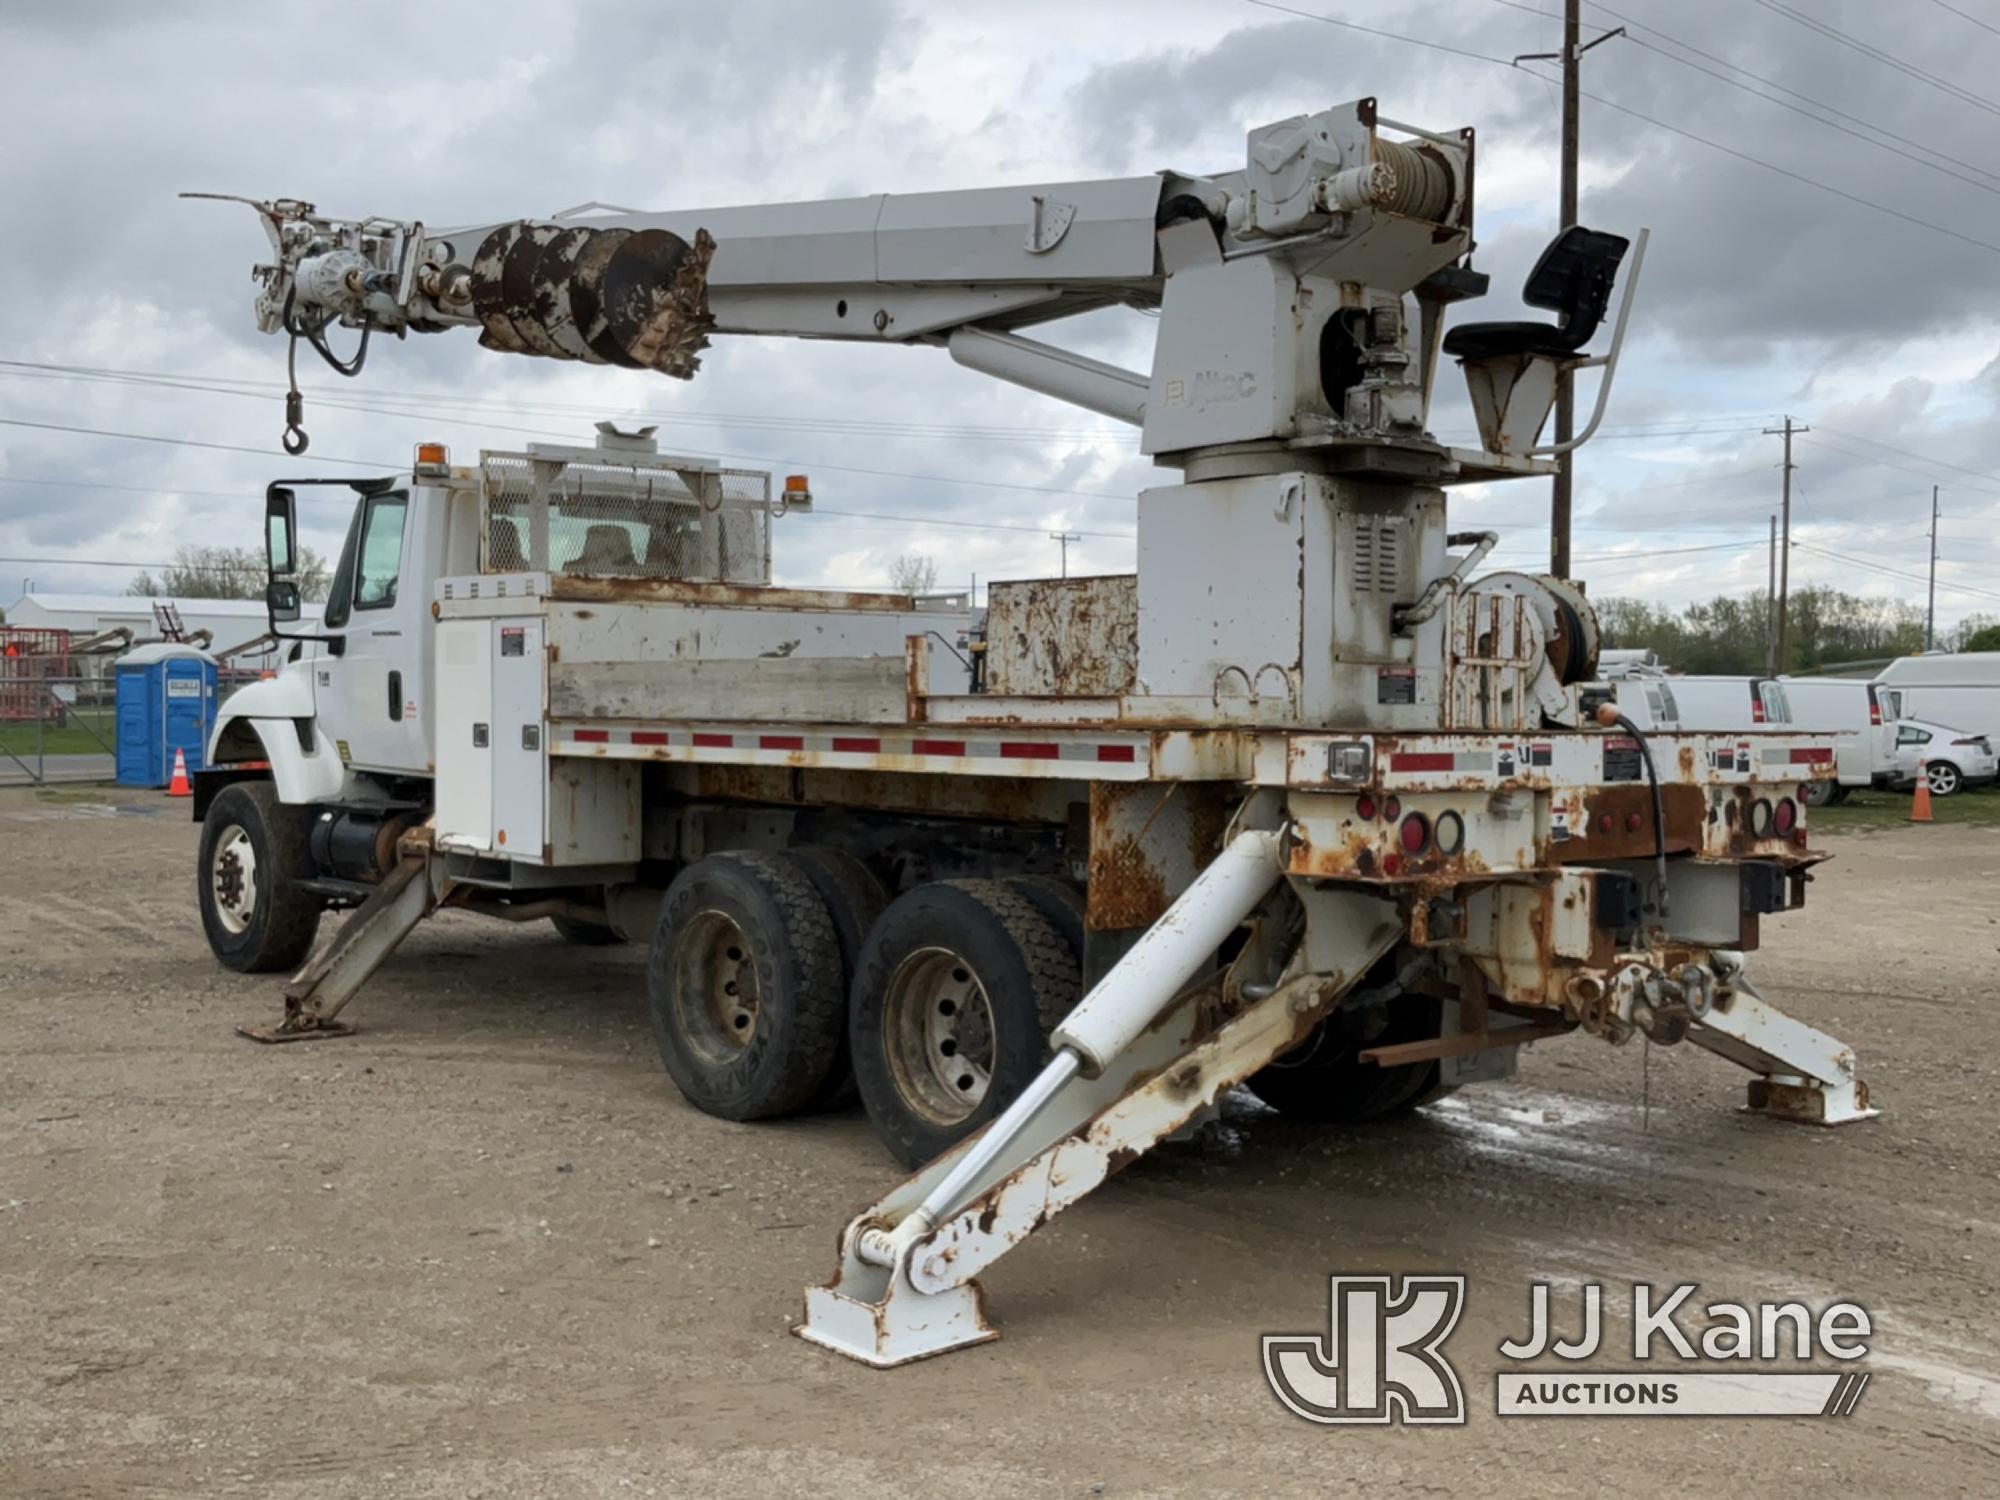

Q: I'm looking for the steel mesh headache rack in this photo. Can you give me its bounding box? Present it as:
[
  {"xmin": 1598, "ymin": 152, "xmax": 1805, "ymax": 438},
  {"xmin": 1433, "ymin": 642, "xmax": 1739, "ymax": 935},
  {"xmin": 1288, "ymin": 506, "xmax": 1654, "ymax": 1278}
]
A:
[{"xmin": 479, "ymin": 431, "xmax": 773, "ymax": 585}]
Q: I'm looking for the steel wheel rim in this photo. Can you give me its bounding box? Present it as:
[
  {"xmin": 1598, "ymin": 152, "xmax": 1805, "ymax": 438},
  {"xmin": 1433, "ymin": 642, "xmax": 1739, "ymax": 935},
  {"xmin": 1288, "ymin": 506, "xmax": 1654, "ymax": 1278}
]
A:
[
  {"xmin": 672, "ymin": 909, "xmax": 761, "ymax": 1063},
  {"xmin": 1927, "ymin": 763, "xmax": 1958, "ymax": 795},
  {"xmin": 881, "ymin": 946, "xmax": 996, "ymax": 1125},
  {"xmin": 211, "ymin": 824, "xmax": 258, "ymax": 935}
]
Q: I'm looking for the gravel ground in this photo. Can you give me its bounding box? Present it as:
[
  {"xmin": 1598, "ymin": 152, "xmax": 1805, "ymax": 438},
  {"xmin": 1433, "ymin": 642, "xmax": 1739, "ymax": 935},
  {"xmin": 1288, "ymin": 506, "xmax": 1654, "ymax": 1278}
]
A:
[{"xmin": 2, "ymin": 785, "xmax": 1996, "ymax": 1497}]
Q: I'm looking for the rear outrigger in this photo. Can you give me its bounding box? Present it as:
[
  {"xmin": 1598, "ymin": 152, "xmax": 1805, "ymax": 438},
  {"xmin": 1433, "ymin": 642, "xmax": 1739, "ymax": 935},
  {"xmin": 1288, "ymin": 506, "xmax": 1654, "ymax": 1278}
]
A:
[{"xmin": 192, "ymin": 99, "xmax": 1874, "ymax": 1368}]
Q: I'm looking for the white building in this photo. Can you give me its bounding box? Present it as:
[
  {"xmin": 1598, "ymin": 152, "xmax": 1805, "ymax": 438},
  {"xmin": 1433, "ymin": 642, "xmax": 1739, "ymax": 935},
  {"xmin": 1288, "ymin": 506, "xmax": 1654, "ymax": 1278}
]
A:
[{"xmin": 2, "ymin": 591, "xmax": 323, "ymax": 672}]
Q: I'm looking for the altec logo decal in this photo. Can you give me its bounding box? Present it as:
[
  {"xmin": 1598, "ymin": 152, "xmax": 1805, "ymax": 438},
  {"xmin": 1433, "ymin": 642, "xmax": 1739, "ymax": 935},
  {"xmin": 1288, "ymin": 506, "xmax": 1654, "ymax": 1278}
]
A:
[{"xmin": 1262, "ymin": 1276, "xmax": 1467, "ymax": 1425}]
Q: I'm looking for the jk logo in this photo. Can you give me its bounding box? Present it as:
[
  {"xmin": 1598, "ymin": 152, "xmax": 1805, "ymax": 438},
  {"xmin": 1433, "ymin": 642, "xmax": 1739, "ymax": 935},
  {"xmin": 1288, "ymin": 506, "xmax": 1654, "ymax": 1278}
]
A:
[{"xmin": 1263, "ymin": 1275, "xmax": 1468, "ymax": 1425}]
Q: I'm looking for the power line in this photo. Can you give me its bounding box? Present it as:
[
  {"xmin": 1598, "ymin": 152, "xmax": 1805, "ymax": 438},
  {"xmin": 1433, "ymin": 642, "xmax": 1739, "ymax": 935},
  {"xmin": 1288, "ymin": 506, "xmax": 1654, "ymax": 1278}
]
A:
[
  {"xmin": 1749, "ymin": 0, "xmax": 2000, "ymax": 121},
  {"xmin": 0, "ymin": 358, "xmax": 1134, "ymax": 447},
  {"xmin": 1792, "ymin": 541, "xmax": 2000, "ymax": 604},
  {"xmin": 1806, "ymin": 426, "xmax": 2000, "ymax": 489},
  {"xmin": 1255, "ymin": 0, "xmax": 2000, "ymax": 262},
  {"xmin": 1605, "ymin": 31, "xmax": 2000, "ymax": 200},
  {"xmin": 1795, "ymin": 436, "xmax": 2000, "ymax": 501},
  {"xmin": 1579, "ymin": 0, "xmax": 2000, "ymax": 191},
  {"xmin": 1513, "ymin": 61, "xmax": 2000, "ymax": 259},
  {"xmin": 0, "ymin": 365, "xmax": 1149, "ymax": 510},
  {"xmin": 0, "ymin": 416, "xmax": 389, "ymax": 469},
  {"xmin": 0, "ymin": 416, "xmax": 1133, "ymax": 542},
  {"xmin": 1237, "ymin": 0, "xmax": 1515, "ymax": 67},
  {"xmin": 1927, "ymin": 0, "xmax": 2000, "ymax": 38},
  {"xmin": 5, "ymin": 353, "xmax": 1781, "ymax": 440}
]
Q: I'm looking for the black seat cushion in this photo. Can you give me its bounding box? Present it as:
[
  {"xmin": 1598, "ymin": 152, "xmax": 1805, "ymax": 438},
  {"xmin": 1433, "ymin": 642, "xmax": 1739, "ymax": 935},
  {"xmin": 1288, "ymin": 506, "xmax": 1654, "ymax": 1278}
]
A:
[
  {"xmin": 1443, "ymin": 224, "xmax": 1631, "ymax": 363},
  {"xmin": 1441, "ymin": 320, "xmax": 1588, "ymax": 361}
]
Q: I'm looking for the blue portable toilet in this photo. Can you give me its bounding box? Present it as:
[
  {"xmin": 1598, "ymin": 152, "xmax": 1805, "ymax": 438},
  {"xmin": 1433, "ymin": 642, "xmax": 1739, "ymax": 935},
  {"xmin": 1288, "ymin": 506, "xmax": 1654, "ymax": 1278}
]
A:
[{"xmin": 115, "ymin": 644, "xmax": 220, "ymax": 787}]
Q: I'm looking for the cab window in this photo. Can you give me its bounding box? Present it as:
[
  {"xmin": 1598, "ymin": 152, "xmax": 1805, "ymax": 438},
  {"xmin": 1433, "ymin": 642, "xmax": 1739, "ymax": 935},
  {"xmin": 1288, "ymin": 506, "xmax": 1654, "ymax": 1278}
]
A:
[{"xmin": 352, "ymin": 495, "xmax": 409, "ymax": 610}]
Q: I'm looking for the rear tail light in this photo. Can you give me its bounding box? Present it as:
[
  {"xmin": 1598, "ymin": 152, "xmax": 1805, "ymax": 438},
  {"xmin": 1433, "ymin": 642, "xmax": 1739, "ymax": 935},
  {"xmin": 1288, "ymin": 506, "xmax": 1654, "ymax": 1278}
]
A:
[
  {"xmin": 1383, "ymin": 796, "xmax": 1402, "ymax": 822},
  {"xmin": 1399, "ymin": 812, "xmax": 1431, "ymax": 854},
  {"xmin": 1749, "ymin": 797, "xmax": 1774, "ymax": 837},
  {"xmin": 1774, "ymin": 797, "xmax": 1797, "ymax": 836},
  {"xmin": 1750, "ymin": 683, "xmax": 1767, "ymax": 724},
  {"xmin": 1869, "ymin": 692, "xmax": 1883, "ymax": 726},
  {"xmin": 1953, "ymin": 737, "xmax": 1984, "ymax": 747},
  {"xmin": 1434, "ymin": 810, "xmax": 1465, "ymax": 856},
  {"xmin": 1355, "ymin": 793, "xmax": 1378, "ymax": 820}
]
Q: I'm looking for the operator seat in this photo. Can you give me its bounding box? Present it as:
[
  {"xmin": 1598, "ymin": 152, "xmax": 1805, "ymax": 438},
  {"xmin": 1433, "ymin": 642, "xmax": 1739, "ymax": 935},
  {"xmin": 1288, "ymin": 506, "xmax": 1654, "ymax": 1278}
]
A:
[
  {"xmin": 487, "ymin": 515, "xmax": 527, "ymax": 571},
  {"xmin": 570, "ymin": 523, "xmax": 638, "ymax": 574},
  {"xmin": 1442, "ymin": 225, "xmax": 1630, "ymax": 362}
]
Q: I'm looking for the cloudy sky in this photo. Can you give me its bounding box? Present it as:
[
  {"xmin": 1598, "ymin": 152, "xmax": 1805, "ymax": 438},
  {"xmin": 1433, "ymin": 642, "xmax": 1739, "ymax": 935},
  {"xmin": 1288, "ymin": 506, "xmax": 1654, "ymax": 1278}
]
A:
[{"xmin": 3, "ymin": 0, "xmax": 1999, "ymax": 629}]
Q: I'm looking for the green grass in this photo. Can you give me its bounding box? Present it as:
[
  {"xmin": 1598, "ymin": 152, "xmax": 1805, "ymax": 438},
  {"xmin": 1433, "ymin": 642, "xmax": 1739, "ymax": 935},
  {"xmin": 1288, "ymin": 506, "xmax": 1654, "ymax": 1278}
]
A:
[
  {"xmin": 1810, "ymin": 785, "xmax": 2000, "ymax": 833},
  {"xmin": 0, "ymin": 710, "xmax": 116, "ymax": 759}
]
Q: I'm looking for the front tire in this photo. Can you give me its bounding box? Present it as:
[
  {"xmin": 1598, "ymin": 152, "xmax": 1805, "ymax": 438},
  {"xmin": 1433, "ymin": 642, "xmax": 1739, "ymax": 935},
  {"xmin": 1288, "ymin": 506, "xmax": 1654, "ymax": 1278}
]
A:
[
  {"xmin": 197, "ymin": 781, "xmax": 321, "ymax": 974},
  {"xmin": 647, "ymin": 852, "xmax": 846, "ymax": 1121},
  {"xmin": 850, "ymin": 880, "xmax": 1079, "ymax": 1168}
]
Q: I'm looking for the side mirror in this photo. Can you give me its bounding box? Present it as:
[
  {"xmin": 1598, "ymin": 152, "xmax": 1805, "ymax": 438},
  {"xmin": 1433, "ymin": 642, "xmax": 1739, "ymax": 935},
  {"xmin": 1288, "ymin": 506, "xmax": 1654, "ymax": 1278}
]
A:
[
  {"xmin": 265, "ymin": 486, "xmax": 298, "ymax": 577},
  {"xmin": 266, "ymin": 578, "xmax": 302, "ymax": 624}
]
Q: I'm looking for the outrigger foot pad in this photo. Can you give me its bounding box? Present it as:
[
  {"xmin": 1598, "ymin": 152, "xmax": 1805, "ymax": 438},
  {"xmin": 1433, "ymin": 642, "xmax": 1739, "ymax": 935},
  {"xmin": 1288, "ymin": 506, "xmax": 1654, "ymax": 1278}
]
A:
[
  {"xmin": 235, "ymin": 1019, "xmax": 359, "ymax": 1044},
  {"xmin": 796, "ymin": 1269, "xmax": 997, "ymax": 1368}
]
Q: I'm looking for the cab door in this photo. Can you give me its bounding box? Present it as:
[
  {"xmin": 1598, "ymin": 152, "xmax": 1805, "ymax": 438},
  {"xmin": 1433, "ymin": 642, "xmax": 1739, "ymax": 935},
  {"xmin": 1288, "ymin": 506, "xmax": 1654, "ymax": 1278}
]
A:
[{"xmin": 315, "ymin": 488, "xmax": 432, "ymax": 774}]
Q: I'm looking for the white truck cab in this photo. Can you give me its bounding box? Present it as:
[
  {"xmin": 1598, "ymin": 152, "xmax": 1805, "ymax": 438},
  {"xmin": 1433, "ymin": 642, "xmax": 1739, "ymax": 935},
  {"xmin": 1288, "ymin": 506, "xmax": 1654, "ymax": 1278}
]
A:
[{"xmin": 196, "ymin": 428, "xmax": 810, "ymax": 968}]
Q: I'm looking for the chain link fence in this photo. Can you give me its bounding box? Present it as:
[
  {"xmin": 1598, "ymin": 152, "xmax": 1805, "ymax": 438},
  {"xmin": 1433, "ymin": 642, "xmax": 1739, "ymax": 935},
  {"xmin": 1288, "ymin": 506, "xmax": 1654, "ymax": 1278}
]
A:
[{"xmin": 0, "ymin": 654, "xmax": 266, "ymax": 786}]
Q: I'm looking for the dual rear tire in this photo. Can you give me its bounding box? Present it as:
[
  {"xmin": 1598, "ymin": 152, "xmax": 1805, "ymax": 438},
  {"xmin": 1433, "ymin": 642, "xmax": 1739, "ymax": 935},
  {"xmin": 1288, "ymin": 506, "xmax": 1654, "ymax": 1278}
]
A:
[
  {"xmin": 847, "ymin": 880, "xmax": 1079, "ymax": 1167},
  {"xmin": 645, "ymin": 856, "xmax": 1080, "ymax": 1163}
]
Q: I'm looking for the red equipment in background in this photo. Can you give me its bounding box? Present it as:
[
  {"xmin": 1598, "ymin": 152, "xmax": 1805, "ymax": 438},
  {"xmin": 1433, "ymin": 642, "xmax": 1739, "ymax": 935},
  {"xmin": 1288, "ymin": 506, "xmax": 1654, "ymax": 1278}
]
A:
[{"xmin": 0, "ymin": 627, "xmax": 73, "ymax": 722}]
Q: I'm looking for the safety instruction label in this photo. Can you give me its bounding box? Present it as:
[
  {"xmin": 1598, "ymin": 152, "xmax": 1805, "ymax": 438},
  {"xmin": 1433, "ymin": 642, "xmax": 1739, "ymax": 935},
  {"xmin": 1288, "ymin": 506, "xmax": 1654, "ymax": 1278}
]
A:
[
  {"xmin": 1602, "ymin": 737, "xmax": 1642, "ymax": 782},
  {"xmin": 1376, "ymin": 666, "xmax": 1417, "ymax": 704}
]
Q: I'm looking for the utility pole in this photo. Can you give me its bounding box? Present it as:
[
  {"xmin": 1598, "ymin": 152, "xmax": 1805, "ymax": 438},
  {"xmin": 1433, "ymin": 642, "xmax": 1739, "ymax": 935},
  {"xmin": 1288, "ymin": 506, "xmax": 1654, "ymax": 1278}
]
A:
[
  {"xmin": 1551, "ymin": 0, "xmax": 1580, "ymax": 579},
  {"xmin": 1763, "ymin": 416, "xmax": 1807, "ymax": 670},
  {"xmin": 1515, "ymin": 4, "xmax": 1624, "ymax": 577},
  {"xmin": 1926, "ymin": 485, "xmax": 1939, "ymax": 651},
  {"xmin": 1048, "ymin": 530, "xmax": 1081, "ymax": 578},
  {"xmin": 1767, "ymin": 514, "xmax": 1778, "ymax": 675}
]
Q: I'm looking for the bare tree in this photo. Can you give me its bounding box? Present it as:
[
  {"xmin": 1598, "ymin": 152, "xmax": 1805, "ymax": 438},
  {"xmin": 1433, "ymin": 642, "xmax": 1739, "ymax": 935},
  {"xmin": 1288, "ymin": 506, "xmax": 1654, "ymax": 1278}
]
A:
[
  {"xmin": 129, "ymin": 543, "xmax": 331, "ymax": 603},
  {"xmin": 888, "ymin": 553, "xmax": 939, "ymax": 595}
]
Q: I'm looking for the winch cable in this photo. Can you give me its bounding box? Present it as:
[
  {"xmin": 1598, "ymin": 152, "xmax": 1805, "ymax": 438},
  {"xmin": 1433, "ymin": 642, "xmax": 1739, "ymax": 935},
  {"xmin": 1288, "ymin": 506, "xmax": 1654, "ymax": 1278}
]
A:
[
  {"xmin": 279, "ymin": 286, "xmax": 374, "ymax": 454},
  {"xmin": 1604, "ymin": 710, "xmax": 1671, "ymax": 921}
]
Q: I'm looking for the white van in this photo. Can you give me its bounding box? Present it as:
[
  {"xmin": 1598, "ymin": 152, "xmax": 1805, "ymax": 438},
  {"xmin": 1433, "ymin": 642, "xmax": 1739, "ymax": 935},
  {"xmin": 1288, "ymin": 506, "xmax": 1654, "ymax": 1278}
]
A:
[
  {"xmin": 1778, "ymin": 677, "xmax": 1900, "ymax": 802},
  {"xmin": 1598, "ymin": 647, "xmax": 1662, "ymax": 679},
  {"xmin": 1874, "ymin": 653, "xmax": 2000, "ymax": 744},
  {"xmin": 1610, "ymin": 674, "xmax": 1790, "ymax": 733}
]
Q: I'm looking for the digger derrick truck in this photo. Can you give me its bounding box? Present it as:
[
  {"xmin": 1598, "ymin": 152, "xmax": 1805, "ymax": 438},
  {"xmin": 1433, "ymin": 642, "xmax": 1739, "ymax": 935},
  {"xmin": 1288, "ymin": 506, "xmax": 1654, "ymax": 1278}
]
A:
[{"xmin": 194, "ymin": 99, "xmax": 1873, "ymax": 1368}]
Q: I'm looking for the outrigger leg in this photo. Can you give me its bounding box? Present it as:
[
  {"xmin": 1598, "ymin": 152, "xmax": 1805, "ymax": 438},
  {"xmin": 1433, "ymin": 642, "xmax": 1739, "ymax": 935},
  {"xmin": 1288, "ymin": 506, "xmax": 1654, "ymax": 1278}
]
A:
[
  {"xmin": 237, "ymin": 832, "xmax": 449, "ymax": 1043},
  {"xmin": 1690, "ymin": 954, "xmax": 1877, "ymax": 1125},
  {"xmin": 798, "ymin": 828, "xmax": 1403, "ymax": 1367},
  {"xmin": 1599, "ymin": 950, "xmax": 1876, "ymax": 1126}
]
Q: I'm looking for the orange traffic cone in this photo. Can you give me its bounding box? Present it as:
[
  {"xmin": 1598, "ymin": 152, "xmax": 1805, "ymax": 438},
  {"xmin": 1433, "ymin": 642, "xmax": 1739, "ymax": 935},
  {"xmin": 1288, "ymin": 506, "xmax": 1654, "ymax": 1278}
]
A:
[
  {"xmin": 167, "ymin": 747, "xmax": 192, "ymax": 798},
  {"xmin": 1910, "ymin": 760, "xmax": 1933, "ymax": 823}
]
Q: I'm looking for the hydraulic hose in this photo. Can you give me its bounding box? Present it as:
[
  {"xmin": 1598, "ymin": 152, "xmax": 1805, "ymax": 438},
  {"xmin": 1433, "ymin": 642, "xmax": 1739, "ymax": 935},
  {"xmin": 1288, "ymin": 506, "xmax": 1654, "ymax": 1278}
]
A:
[{"xmin": 1598, "ymin": 706, "xmax": 1670, "ymax": 920}]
